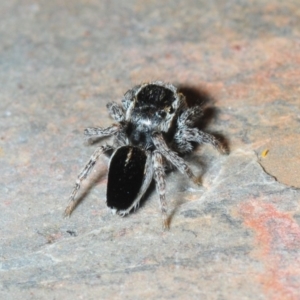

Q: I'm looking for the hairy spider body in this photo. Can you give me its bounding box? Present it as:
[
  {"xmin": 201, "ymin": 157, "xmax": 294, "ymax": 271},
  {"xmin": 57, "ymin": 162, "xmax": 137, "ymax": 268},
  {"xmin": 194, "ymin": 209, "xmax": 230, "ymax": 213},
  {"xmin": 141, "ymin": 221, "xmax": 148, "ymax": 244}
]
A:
[{"xmin": 65, "ymin": 81, "xmax": 226, "ymax": 229}]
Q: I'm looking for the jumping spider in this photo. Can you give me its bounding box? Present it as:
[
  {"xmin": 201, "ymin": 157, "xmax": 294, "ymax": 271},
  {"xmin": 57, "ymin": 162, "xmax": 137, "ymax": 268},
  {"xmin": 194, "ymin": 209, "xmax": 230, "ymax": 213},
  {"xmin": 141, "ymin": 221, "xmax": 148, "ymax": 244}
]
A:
[{"xmin": 64, "ymin": 81, "xmax": 226, "ymax": 229}]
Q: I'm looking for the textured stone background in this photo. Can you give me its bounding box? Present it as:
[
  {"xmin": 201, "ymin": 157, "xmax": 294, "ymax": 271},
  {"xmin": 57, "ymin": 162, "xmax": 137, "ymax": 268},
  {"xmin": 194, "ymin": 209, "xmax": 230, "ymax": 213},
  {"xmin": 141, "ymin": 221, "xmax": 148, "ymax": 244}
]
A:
[{"xmin": 1, "ymin": 1, "xmax": 300, "ymax": 299}]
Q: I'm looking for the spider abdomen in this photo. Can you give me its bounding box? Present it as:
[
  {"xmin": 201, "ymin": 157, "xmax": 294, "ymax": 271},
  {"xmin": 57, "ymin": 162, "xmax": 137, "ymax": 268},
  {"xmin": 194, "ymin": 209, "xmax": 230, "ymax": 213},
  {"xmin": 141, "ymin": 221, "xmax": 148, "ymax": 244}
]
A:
[{"xmin": 106, "ymin": 146, "xmax": 148, "ymax": 212}]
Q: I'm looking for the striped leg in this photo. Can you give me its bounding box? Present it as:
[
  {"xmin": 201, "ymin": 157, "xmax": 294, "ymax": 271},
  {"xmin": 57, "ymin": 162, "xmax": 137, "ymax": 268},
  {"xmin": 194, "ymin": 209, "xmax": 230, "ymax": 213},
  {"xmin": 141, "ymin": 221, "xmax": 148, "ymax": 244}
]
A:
[
  {"xmin": 64, "ymin": 144, "xmax": 113, "ymax": 216},
  {"xmin": 152, "ymin": 132, "xmax": 201, "ymax": 185},
  {"xmin": 84, "ymin": 124, "xmax": 120, "ymax": 138},
  {"xmin": 180, "ymin": 128, "xmax": 227, "ymax": 154},
  {"xmin": 152, "ymin": 150, "xmax": 169, "ymax": 230}
]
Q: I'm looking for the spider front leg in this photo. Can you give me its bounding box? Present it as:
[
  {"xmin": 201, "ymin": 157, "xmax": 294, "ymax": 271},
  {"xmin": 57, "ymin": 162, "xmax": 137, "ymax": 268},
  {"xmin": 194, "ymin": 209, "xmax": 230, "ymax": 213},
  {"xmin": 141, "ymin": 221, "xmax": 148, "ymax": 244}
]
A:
[
  {"xmin": 64, "ymin": 144, "xmax": 113, "ymax": 217},
  {"xmin": 152, "ymin": 132, "xmax": 201, "ymax": 185},
  {"xmin": 84, "ymin": 124, "xmax": 120, "ymax": 139},
  {"xmin": 152, "ymin": 150, "xmax": 168, "ymax": 230},
  {"xmin": 106, "ymin": 102, "xmax": 125, "ymax": 122}
]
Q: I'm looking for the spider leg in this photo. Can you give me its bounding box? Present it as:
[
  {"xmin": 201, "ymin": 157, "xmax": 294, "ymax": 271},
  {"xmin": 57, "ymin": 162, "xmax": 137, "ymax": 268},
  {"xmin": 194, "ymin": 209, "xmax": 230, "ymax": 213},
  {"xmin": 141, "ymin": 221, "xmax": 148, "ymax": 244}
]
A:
[
  {"xmin": 106, "ymin": 102, "xmax": 125, "ymax": 122},
  {"xmin": 152, "ymin": 132, "xmax": 201, "ymax": 185},
  {"xmin": 64, "ymin": 144, "xmax": 113, "ymax": 216},
  {"xmin": 152, "ymin": 150, "xmax": 168, "ymax": 230},
  {"xmin": 179, "ymin": 128, "xmax": 227, "ymax": 154},
  {"xmin": 177, "ymin": 106, "xmax": 202, "ymax": 127},
  {"xmin": 84, "ymin": 124, "xmax": 120, "ymax": 138}
]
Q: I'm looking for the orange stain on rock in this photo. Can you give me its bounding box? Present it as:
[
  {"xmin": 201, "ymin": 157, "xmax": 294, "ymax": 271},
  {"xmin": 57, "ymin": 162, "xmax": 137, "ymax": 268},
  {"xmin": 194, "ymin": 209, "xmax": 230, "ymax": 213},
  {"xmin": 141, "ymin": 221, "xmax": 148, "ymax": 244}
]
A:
[{"xmin": 239, "ymin": 200, "xmax": 300, "ymax": 300}]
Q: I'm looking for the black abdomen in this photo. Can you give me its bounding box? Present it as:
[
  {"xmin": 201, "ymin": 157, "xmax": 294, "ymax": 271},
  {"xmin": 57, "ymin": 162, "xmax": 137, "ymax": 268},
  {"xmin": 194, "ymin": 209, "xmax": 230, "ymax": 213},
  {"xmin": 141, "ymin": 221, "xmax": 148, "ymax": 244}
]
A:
[{"xmin": 106, "ymin": 146, "xmax": 147, "ymax": 211}]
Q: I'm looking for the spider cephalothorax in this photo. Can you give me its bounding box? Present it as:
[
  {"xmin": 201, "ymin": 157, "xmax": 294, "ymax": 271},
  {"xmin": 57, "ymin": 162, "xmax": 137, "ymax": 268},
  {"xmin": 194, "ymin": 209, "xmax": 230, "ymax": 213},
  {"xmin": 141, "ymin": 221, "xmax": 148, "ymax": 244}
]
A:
[{"xmin": 65, "ymin": 81, "xmax": 226, "ymax": 229}]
